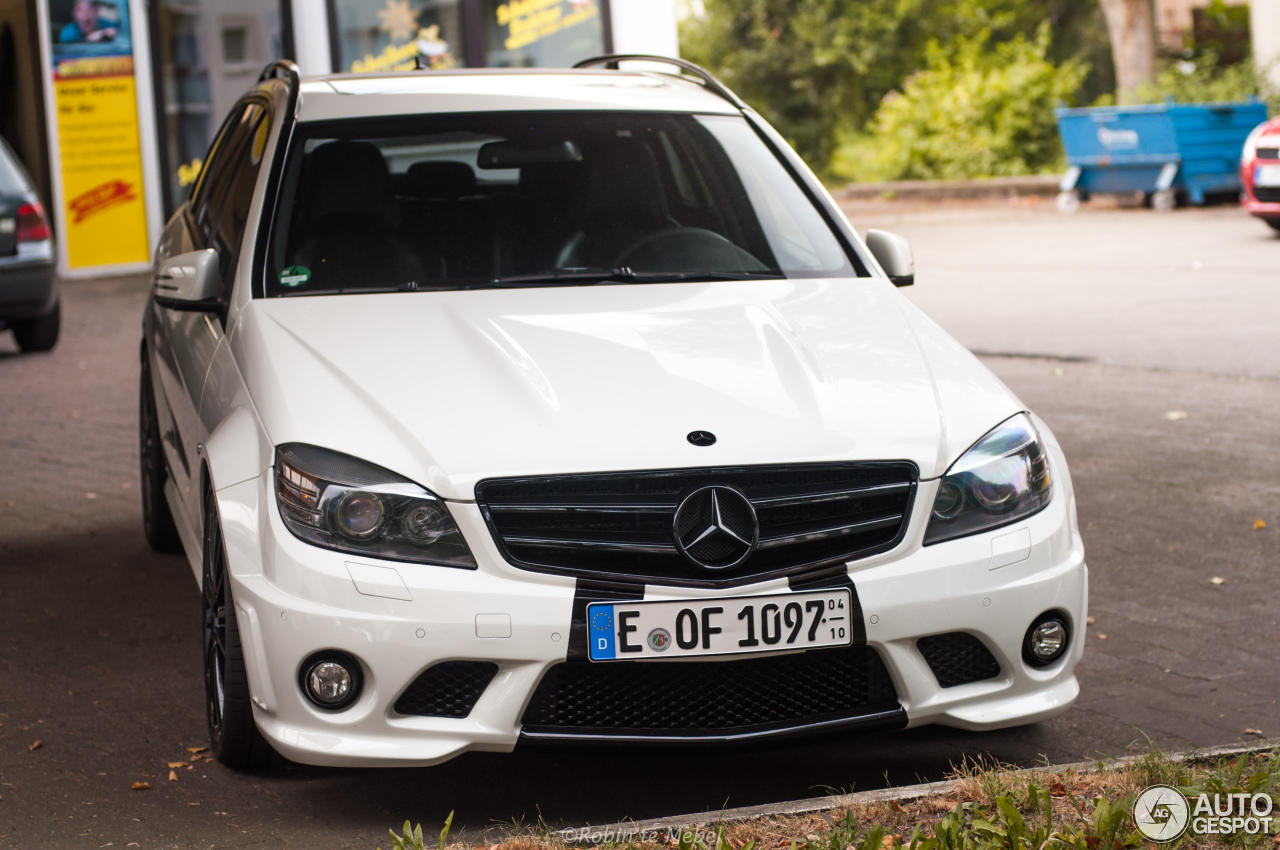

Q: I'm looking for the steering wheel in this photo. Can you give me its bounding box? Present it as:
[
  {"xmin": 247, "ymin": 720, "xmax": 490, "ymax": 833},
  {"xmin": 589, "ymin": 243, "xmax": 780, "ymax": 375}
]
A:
[{"xmin": 612, "ymin": 227, "xmax": 768, "ymax": 272}]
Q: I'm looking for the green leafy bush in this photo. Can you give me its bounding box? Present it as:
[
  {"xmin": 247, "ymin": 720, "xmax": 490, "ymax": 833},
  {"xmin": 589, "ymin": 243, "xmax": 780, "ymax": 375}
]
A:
[
  {"xmin": 1121, "ymin": 52, "xmax": 1280, "ymax": 114},
  {"xmin": 831, "ymin": 23, "xmax": 1087, "ymax": 183}
]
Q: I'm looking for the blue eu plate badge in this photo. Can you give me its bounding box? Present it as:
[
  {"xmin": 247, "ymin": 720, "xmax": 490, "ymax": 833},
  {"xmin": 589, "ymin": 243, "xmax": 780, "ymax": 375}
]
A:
[{"xmin": 589, "ymin": 606, "xmax": 615, "ymax": 660}]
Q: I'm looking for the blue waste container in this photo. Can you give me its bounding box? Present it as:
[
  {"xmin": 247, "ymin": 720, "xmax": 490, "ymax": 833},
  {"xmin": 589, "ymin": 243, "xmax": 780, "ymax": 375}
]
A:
[{"xmin": 1054, "ymin": 98, "xmax": 1268, "ymax": 212}]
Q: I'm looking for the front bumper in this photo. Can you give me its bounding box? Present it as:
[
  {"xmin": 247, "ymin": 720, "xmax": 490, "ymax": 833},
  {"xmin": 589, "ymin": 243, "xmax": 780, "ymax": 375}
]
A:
[{"xmin": 215, "ymin": 447, "xmax": 1086, "ymax": 768}]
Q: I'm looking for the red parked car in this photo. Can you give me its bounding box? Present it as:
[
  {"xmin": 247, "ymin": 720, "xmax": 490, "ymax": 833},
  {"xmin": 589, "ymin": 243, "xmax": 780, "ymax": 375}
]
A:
[{"xmin": 1241, "ymin": 115, "xmax": 1280, "ymax": 233}]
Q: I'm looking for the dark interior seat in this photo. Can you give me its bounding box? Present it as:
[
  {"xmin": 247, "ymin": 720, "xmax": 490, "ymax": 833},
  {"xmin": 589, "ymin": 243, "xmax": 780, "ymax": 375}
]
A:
[
  {"xmin": 401, "ymin": 160, "xmax": 493, "ymax": 280},
  {"xmin": 555, "ymin": 141, "xmax": 679, "ymax": 270},
  {"xmin": 290, "ymin": 141, "xmax": 426, "ymax": 289}
]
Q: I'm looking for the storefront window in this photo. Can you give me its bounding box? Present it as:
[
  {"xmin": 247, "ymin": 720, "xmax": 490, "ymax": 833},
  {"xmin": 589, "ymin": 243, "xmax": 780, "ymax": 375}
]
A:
[
  {"xmin": 329, "ymin": 0, "xmax": 461, "ymax": 73},
  {"xmin": 153, "ymin": 0, "xmax": 281, "ymax": 213},
  {"xmin": 482, "ymin": 0, "xmax": 604, "ymax": 68}
]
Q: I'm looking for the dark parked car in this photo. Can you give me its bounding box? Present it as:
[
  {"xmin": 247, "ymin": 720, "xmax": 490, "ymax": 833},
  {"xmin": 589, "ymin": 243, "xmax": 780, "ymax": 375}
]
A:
[{"xmin": 0, "ymin": 137, "xmax": 57, "ymax": 352}]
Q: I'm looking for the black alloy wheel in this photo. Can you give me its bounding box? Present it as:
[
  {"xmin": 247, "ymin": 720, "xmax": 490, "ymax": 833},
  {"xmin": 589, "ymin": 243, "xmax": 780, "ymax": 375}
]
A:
[
  {"xmin": 202, "ymin": 487, "xmax": 274, "ymax": 768},
  {"xmin": 139, "ymin": 346, "xmax": 183, "ymax": 553}
]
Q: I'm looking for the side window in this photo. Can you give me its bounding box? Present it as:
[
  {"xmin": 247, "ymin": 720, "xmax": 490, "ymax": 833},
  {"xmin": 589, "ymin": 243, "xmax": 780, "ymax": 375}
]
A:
[
  {"xmin": 188, "ymin": 107, "xmax": 246, "ymax": 230},
  {"xmin": 189, "ymin": 102, "xmax": 266, "ymax": 251},
  {"xmin": 210, "ymin": 104, "xmax": 270, "ymax": 299}
]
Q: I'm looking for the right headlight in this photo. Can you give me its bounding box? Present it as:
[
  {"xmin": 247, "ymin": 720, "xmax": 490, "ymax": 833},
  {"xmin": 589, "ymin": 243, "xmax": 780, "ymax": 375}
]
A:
[
  {"xmin": 274, "ymin": 444, "xmax": 476, "ymax": 568},
  {"xmin": 923, "ymin": 413, "xmax": 1053, "ymax": 546}
]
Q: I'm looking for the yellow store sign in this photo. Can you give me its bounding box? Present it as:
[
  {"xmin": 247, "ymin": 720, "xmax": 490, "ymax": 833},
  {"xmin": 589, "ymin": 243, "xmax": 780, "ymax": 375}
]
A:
[{"xmin": 41, "ymin": 0, "xmax": 153, "ymax": 273}]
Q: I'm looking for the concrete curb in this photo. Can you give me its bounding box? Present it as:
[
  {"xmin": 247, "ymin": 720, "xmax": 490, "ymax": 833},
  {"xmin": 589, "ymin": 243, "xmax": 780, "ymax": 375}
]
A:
[
  {"xmin": 835, "ymin": 175, "xmax": 1061, "ymax": 202},
  {"xmin": 558, "ymin": 738, "xmax": 1280, "ymax": 843}
]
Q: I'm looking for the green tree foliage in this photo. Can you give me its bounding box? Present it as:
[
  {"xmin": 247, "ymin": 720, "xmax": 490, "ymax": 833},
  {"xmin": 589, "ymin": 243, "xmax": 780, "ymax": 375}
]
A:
[
  {"xmin": 680, "ymin": 0, "xmax": 1111, "ymax": 175},
  {"xmin": 830, "ymin": 25, "xmax": 1088, "ymax": 182}
]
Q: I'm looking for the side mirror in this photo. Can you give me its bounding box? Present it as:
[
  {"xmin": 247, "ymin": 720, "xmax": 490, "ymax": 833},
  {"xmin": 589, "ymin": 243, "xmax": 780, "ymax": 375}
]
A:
[
  {"xmin": 865, "ymin": 230, "xmax": 914, "ymax": 287},
  {"xmin": 153, "ymin": 249, "xmax": 221, "ymax": 311}
]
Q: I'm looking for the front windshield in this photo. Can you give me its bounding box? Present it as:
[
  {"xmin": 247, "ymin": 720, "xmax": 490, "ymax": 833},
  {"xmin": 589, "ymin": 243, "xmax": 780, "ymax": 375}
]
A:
[{"xmin": 265, "ymin": 111, "xmax": 857, "ymax": 296}]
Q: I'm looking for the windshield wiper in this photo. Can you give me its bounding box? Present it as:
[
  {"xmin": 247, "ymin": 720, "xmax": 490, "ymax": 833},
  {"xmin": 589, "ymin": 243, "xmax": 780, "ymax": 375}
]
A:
[{"xmin": 488, "ymin": 268, "xmax": 783, "ymax": 287}]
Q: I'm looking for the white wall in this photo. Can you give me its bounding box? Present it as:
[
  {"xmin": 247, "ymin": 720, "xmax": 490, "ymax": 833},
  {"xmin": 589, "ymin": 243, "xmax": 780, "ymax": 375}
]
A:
[
  {"xmin": 1253, "ymin": 0, "xmax": 1280, "ymax": 91},
  {"xmin": 609, "ymin": 0, "xmax": 680, "ymax": 57}
]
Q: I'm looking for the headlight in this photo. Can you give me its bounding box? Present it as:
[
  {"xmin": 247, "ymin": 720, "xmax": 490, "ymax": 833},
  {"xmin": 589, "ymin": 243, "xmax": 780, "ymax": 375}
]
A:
[
  {"xmin": 274, "ymin": 444, "xmax": 476, "ymax": 568},
  {"xmin": 923, "ymin": 413, "xmax": 1053, "ymax": 545}
]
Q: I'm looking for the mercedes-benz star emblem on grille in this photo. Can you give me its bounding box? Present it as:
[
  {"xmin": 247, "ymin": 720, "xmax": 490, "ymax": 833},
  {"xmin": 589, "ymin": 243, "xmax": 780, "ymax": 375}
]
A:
[
  {"xmin": 686, "ymin": 430, "xmax": 716, "ymax": 447},
  {"xmin": 673, "ymin": 485, "xmax": 759, "ymax": 571}
]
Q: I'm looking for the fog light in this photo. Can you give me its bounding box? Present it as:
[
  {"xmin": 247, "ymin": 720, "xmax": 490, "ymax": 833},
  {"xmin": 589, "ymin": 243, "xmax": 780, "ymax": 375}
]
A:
[
  {"xmin": 299, "ymin": 651, "xmax": 362, "ymax": 710},
  {"xmin": 1022, "ymin": 613, "xmax": 1070, "ymax": 667}
]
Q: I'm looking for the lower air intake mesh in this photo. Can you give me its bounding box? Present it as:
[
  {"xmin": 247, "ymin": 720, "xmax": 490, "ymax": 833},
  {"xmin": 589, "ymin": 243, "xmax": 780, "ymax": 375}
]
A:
[
  {"xmin": 520, "ymin": 645, "xmax": 899, "ymax": 737},
  {"xmin": 917, "ymin": 632, "xmax": 1001, "ymax": 688},
  {"xmin": 394, "ymin": 661, "xmax": 498, "ymax": 717}
]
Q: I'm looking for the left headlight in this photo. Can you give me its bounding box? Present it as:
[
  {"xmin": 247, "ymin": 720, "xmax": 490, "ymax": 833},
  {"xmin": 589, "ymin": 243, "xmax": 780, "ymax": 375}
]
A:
[
  {"xmin": 274, "ymin": 444, "xmax": 476, "ymax": 568},
  {"xmin": 923, "ymin": 413, "xmax": 1053, "ymax": 546}
]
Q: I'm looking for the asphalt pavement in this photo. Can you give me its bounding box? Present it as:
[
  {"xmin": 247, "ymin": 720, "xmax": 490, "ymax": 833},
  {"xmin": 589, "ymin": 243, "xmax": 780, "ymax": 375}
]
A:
[{"xmin": 1, "ymin": 201, "xmax": 1277, "ymax": 849}]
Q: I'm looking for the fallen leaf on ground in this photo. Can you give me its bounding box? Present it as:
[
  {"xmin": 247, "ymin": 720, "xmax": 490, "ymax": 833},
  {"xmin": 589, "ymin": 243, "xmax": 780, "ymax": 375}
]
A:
[
  {"xmin": 1097, "ymin": 634, "xmax": 1108, "ymax": 640},
  {"xmin": 1164, "ymin": 411, "xmax": 1188, "ymax": 421},
  {"xmin": 169, "ymin": 770, "xmax": 178, "ymax": 781},
  {"xmin": 881, "ymin": 836, "xmax": 900, "ymax": 849},
  {"xmin": 1246, "ymin": 728, "xmax": 1264, "ymax": 735},
  {"xmin": 1051, "ymin": 368, "xmax": 1065, "ymax": 376},
  {"xmin": 1255, "ymin": 519, "xmax": 1267, "ymax": 530},
  {"xmin": 185, "ymin": 746, "xmax": 208, "ymax": 754},
  {"xmin": 1050, "ymin": 782, "xmax": 1067, "ymax": 796},
  {"xmin": 1209, "ymin": 576, "xmax": 1226, "ymax": 585},
  {"xmin": 131, "ymin": 781, "xmax": 151, "ymax": 791},
  {"xmin": 28, "ymin": 740, "xmax": 42, "ymax": 751},
  {"xmin": 1086, "ymin": 617, "xmax": 1096, "ymax": 624},
  {"xmin": 84, "ymin": 492, "xmax": 97, "ymax": 500},
  {"xmin": 167, "ymin": 761, "xmax": 186, "ymax": 769}
]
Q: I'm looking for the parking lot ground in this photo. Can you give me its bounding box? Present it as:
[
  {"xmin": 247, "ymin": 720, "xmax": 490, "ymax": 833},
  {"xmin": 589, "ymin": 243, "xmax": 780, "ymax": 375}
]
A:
[{"xmin": 1, "ymin": 203, "xmax": 1278, "ymax": 849}]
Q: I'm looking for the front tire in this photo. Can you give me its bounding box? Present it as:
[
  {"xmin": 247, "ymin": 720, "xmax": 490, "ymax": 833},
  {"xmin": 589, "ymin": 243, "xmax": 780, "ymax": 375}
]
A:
[
  {"xmin": 12, "ymin": 300, "xmax": 60, "ymax": 352},
  {"xmin": 202, "ymin": 487, "xmax": 274, "ymax": 769},
  {"xmin": 139, "ymin": 348, "xmax": 183, "ymax": 554}
]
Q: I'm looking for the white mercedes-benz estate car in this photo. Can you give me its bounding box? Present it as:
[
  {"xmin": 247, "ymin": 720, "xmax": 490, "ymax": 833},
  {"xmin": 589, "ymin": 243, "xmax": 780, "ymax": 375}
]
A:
[{"xmin": 140, "ymin": 57, "xmax": 1086, "ymax": 769}]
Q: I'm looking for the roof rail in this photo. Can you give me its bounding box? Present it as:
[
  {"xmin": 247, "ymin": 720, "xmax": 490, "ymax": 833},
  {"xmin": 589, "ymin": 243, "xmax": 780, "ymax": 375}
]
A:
[
  {"xmin": 258, "ymin": 59, "xmax": 301, "ymax": 86},
  {"xmin": 572, "ymin": 54, "xmax": 747, "ymax": 110}
]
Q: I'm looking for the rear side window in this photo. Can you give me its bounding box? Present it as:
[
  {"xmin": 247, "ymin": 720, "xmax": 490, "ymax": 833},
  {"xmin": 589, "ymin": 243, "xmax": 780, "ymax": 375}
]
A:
[
  {"xmin": 0, "ymin": 142, "xmax": 31, "ymax": 195},
  {"xmin": 263, "ymin": 111, "xmax": 858, "ymax": 297}
]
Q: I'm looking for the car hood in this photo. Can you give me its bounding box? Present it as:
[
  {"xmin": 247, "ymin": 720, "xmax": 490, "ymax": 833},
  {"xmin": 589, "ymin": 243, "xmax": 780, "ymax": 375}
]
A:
[{"xmin": 235, "ymin": 279, "xmax": 1024, "ymax": 501}]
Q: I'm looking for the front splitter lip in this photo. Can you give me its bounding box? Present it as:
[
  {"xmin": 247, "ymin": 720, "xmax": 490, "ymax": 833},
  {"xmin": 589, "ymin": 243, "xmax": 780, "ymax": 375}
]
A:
[{"xmin": 516, "ymin": 707, "xmax": 908, "ymax": 747}]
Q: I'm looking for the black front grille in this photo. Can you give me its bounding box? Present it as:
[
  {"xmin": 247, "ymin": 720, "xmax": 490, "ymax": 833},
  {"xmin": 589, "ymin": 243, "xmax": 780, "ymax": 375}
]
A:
[
  {"xmin": 476, "ymin": 463, "xmax": 917, "ymax": 587},
  {"xmin": 1254, "ymin": 187, "xmax": 1280, "ymax": 203},
  {"xmin": 394, "ymin": 661, "xmax": 498, "ymax": 717},
  {"xmin": 520, "ymin": 645, "xmax": 901, "ymax": 739},
  {"xmin": 917, "ymin": 632, "xmax": 1001, "ymax": 688},
  {"xmin": 1257, "ymin": 148, "xmax": 1279, "ymax": 160}
]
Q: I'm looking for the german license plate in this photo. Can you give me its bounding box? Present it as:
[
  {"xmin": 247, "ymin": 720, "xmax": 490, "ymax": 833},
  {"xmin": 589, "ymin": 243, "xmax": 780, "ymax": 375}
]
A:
[
  {"xmin": 1255, "ymin": 164, "xmax": 1280, "ymax": 187},
  {"xmin": 587, "ymin": 588, "xmax": 854, "ymax": 661}
]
